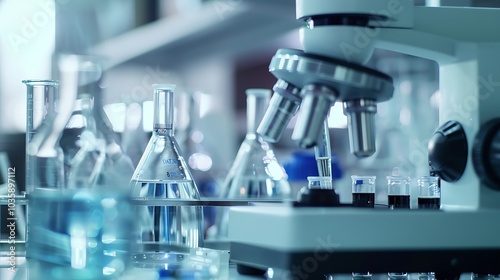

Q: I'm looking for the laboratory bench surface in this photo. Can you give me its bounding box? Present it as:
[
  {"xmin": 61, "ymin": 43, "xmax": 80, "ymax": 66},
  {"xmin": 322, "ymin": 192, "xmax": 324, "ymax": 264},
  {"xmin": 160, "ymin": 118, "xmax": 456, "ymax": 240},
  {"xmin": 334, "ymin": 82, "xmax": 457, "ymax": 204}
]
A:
[
  {"xmin": 3, "ymin": 258, "xmax": 498, "ymax": 280},
  {"xmin": 0, "ymin": 258, "xmax": 263, "ymax": 280}
]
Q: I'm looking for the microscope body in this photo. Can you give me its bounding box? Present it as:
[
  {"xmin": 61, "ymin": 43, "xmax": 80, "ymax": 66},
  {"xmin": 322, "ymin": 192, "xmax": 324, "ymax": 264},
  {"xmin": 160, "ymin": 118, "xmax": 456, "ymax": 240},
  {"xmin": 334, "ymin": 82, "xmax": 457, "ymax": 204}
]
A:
[
  {"xmin": 230, "ymin": 1, "xmax": 500, "ymax": 277},
  {"xmin": 259, "ymin": 0, "xmax": 500, "ymax": 210}
]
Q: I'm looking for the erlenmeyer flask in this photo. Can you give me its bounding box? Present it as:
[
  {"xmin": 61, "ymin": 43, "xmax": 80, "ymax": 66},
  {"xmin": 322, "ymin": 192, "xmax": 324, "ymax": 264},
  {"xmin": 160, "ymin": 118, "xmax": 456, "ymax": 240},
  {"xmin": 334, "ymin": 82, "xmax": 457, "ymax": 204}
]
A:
[
  {"xmin": 130, "ymin": 84, "xmax": 203, "ymax": 249},
  {"xmin": 62, "ymin": 93, "xmax": 106, "ymax": 189},
  {"xmin": 221, "ymin": 88, "xmax": 290, "ymax": 199},
  {"xmin": 59, "ymin": 56, "xmax": 106, "ymax": 189},
  {"xmin": 213, "ymin": 89, "xmax": 290, "ymax": 238},
  {"xmin": 58, "ymin": 55, "xmax": 134, "ymax": 191}
]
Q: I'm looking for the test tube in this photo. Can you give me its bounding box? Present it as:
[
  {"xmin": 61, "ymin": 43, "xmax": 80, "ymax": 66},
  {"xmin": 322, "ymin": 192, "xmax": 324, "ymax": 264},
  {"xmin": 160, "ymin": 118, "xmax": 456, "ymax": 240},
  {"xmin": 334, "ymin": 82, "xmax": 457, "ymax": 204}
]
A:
[
  {"xmin": 387, "ymin": 169, "xmax": 411, "ymax": 209},
  {"xmin": 314, "ymin": 119, "xmax": 332, "ymax": 179},
  {"xmin": 351, "ymin": 175, "xmax": 376, "ymax": 208},
  {"xmin": 417, "ymin": 176, "xmax": 440, "ymax": 209}
]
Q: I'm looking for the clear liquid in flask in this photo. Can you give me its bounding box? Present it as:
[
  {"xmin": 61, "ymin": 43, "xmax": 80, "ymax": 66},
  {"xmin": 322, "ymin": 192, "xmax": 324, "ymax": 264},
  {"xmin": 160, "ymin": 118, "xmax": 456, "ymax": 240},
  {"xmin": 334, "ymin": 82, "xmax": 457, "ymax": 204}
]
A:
[{"xmin": 130, "ymin": 84, "xmax": 203, "ymax": 249}]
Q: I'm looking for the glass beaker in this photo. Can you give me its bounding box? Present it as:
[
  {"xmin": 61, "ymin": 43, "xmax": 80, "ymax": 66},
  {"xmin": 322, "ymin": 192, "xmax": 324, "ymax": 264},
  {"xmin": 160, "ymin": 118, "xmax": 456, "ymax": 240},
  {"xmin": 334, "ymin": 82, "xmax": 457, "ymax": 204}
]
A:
[
  {"xmin": 307, "ymin": 176, "xmax": 332, "ymax": 189},
  {"xmin": 387, "ymin": 168, "xmax": 411, "ymax": 209},
  {"xmin": 212, "ymin": 89, "xmax": 290, "ymax": 239},
  {"xmin": 386, "ymin": 170, "xmax": 410, "ymax": 279},
  {"xmin": 129, "ymin": 84, "xmax": 203, "ymax": 249},
  {"xmin": 351, "ymin": 175, "xmax": 376, "ymax": 208},
  {"xmin": 23, "ymin": 80, "xmax": 64, "ymax": 193},
  {"xmin": 417, "ymin": 176, "xmax": 440, "ymax": 209}
]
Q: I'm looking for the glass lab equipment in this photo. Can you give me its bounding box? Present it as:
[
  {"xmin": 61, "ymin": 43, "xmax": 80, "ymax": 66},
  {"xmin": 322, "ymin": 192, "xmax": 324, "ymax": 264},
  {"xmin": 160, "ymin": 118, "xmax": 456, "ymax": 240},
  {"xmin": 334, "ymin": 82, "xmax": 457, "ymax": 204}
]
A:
[
  {"xmin": 58, "ymin": 55, "xmax": 134, "ymax": 192},
  {"xmin": 213, "ymin": 89, "xmax": 290, "ymax": 238},
  {"xmin": 93, "ymin": 82, "xmax": 135, "ymax": 193},
  {"xmin": 418, "ymin": 272, "xmax": 436, "ymax": 280},
  {"xmin": 179, "ymin": 91, "xmax": 219, "ymax": 233},
  {"xmin": 352, "ymin": 272, "xmax": 373, "ymax": 279},
  {"xmin": 24, "ymin": 55, "xmax": 136, "ymax": 280},
  {"xmin": 130, "ymin": 247, "xmax": 229, "ymax": 279},
  {"xmin": 26, "ymin": 188, "xmax": 135, "ymax": 280},
  {"xmin": 59, "ymin": 55, "xmax": 106, "ymax": 189},
  {"xmin": 350, "ymin": 176, "xmax": 372, "ymax": 280},
  {"xmin": 129, "ymin": 84, "xmax": 203, "ymax": 249},
  {"xmin": 387, "ymin": 168, "xmax": 411, "ymax": 209},
  {"xmin": 417, "ymin": 176, "xmax": 440, "ymax": 209},
  {"xmin": 23, "ymin": 80, "xmax": 64, "ymax": 193},
  {"xmin": 220, "ymin": 89, "xmax": 290, "ymax": 199},
  {"xmin": 315, "ymin": 119, "xmax": 332, "ymax": 179},
  {"xmin": 351, "ymin": 175, "xmax": 376, "ymax": 208},
  {"xmin": 62, "ymin": 92, "xmax": 106, "ymax": 189},
  {"xmin": 387, "ymin": 169, "xmax": 410, "ymax": 279},
  {"xmin": 307, "ymin": 176, "xmax": 332, "ymax": 189}
]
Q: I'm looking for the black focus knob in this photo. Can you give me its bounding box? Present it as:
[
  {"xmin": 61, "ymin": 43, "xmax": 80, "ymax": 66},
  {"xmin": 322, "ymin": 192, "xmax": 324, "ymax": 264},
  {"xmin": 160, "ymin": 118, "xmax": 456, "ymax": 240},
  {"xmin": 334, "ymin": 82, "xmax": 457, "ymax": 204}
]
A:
[
  {"xmin": 428, "ymin": 121, "xmax": 468, "ymax": 182},
  {"xmin": 472, "ymin": 118, "xmax": 500, "ymax": 190}
]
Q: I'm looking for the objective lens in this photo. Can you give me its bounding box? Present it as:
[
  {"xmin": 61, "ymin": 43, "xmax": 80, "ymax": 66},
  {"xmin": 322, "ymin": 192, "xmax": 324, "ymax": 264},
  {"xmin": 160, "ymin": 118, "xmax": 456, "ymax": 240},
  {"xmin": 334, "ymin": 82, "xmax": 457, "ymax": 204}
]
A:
[
  {"xmin": 292, "ymin": 84, "xmax": 336, "ymax": 148},
  {"xmin": 344, "ymin": 99, "xmax": 377, "ymax": 158},
  {"xmin": 256, "ymin": 80, "xmax": 301, "ymax": 143}
]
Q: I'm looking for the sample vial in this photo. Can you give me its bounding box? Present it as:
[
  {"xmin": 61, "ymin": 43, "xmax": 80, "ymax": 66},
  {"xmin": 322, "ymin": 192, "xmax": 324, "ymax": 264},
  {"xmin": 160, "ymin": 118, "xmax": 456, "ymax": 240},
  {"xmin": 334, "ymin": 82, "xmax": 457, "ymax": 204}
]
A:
[
  {"xmin": 471, "ymin": 274, "xmax": 496, "ymax": 280},
  {"xmin": 417, "ymin": 176, "xmax": 440, "ymax": 209},
  {"xmin": 308, "ymin": 176, "xmax": 333, "ymax": 189},
  {"xmin": 352, "ymin": 272, "xmax": 372, "ymax": 279},
  {"xmin": 418, "ymin": 272, "xmax": 436, "ymax": 280},
  {"xmin": 351, "ymin": 175, "xmax": 376, "ymax": 208},
  {"xmin": 388, "ymin": 272, "xmax": 408, "ymax": 279},
  {"xmin": 387, "ymin": 168, "xmax": 410, "ymax": 209}
]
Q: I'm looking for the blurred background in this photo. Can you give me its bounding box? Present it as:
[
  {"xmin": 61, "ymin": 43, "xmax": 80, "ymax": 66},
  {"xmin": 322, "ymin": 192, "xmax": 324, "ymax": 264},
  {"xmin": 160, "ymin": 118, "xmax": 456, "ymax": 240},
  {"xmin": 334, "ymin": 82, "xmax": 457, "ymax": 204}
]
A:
[{"xmin": 1, "ymin": 0, "xmax": 500, "ymax": 204}]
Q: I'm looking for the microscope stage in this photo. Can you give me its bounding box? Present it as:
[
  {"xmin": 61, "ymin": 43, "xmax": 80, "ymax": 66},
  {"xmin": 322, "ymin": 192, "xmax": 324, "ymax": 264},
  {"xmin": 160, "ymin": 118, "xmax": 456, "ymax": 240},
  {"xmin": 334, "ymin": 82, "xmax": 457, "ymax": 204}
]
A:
[{"xmin": 229, "ymin": 205, "xmax": 500, "ymax": 275}]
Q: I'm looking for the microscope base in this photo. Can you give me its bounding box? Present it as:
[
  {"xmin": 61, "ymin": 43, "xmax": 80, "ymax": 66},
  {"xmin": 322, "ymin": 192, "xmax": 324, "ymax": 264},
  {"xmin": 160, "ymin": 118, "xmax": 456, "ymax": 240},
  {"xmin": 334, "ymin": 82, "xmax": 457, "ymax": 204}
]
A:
[{"xmin": 229, "ymin": 205, "xmax": 500, "ymax": 276}]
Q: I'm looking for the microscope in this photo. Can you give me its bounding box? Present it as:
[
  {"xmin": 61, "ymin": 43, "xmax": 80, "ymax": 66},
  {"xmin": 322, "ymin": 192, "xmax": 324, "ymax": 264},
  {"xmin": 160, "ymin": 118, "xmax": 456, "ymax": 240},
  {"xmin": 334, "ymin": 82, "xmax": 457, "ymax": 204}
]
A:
[{"xmin": 229, "ymin": 0, "xmax": 500, "ymax": 278}]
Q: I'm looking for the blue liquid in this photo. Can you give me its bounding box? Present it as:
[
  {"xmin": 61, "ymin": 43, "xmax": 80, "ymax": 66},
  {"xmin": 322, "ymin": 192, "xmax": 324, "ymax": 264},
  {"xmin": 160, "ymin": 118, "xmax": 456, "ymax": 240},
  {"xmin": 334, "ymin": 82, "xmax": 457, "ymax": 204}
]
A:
[
  {"xmin": 27, "ymin": 189, "xmax": 134, "ymax": 278},
  {"xmin": 132, "ymin": 180, "xmax": 204, "ymax": 248}
]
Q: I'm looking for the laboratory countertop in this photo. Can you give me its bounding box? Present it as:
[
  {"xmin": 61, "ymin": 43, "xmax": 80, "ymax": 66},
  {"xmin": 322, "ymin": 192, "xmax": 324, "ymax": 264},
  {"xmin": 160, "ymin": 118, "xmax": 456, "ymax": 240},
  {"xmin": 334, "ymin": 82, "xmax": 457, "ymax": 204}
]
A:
[
  {"xmin": 0, "ymin": 258, "xmax": 263, "ymax": 280},
  {"xmin": 2, "ymin": 257, "xmax": 495, "ymax": 280}
]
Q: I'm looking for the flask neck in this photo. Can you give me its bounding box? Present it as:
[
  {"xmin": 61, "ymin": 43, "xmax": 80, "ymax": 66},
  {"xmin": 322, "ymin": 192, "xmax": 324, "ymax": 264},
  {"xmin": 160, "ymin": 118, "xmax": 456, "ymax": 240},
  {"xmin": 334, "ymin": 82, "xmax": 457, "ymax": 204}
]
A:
[
  {"xmin": 154, "ymin": 128, "xmax": 174, "ymax": 137},
  {"xmin": 154, "ymin": 88, "xmax": 174, "ymax": 132}
]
